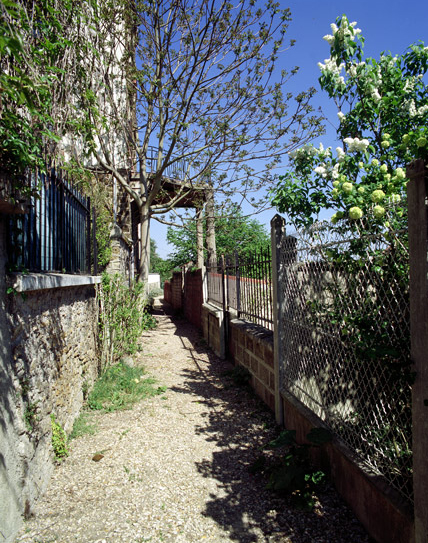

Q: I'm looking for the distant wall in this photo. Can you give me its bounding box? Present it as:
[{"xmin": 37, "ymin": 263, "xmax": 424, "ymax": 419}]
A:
[
  {"xmin": 183, "ymin": 269, "xmax": 203, "ymax": 329},
  {"xmin": 0, "ymin": 218, "xmax": 101, "ymax": 543}
]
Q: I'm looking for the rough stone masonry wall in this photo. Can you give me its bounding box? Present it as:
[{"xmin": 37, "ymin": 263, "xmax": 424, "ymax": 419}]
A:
[
  {"xmin": 228, "ymin": 320, "xmax": 275, "ymax": 412},
  {"xmin": 0, "ymin": 222, "xmax": 100, "ymax": 542}
]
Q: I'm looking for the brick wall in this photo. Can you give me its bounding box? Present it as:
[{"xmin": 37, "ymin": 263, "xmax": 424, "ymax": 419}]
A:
[
  {"xmin": 171, "ymin": 271, "xmax": 183, "ymax": 310},
  {"xmin": 164, "ymin": 280, "xmax": 172, "ymax": 304},
  {"xmin": 183, "ymin": 269, "xmax": 203, "ymax": 329},
  {"xmin": 228, "ymin": 319, "xmax": 275, "ymax": 412}
]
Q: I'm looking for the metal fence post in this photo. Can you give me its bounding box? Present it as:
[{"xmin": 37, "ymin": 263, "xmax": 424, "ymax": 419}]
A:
[
  {"xmin": 271, "ymin": 214, "xmax": 286, "ymax": 425},
  {"xmin": 92, "ymin": 207, "xmax": 98, "ymax": 276},
  {"xmin": 235, "ymin": 251, "xmax": 241, "ymax": 317},
  {"xmin": 407, "ymin": 159, "xmax": 428, "ymax": 543}
]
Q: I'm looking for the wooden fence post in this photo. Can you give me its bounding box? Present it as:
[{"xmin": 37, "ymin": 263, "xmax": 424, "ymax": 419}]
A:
[
  {"xmin": 271, "ymin": 214, "xmax": 285, "ymax": 425},
  {"xmin": 407, "ymin": 158, "xmax": 428, "ymax": 543}
]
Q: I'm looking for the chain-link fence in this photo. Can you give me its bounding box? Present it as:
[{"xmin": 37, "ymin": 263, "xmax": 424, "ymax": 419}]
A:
[{"xmin": 278, "ymin": 207, "xmax": 412, "ymax": 504}]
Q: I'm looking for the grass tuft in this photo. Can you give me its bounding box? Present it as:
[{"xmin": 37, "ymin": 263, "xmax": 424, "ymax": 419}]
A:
[
  {"xmin": 69, "ymin": 412, "xmax": 97, "ymax": 440},
  {"xmin": 87, "ymin": 362, "xmax": 166, "ymax": 412}
]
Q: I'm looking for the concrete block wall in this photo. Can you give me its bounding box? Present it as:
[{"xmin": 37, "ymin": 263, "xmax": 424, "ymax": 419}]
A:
[
  {"xmin": 201, "ymin": 303, "xmax": 225, "ymax": 359},
  {"xmin": 228, "ymin": 319, "xmax": 275, "ymax": 412}
]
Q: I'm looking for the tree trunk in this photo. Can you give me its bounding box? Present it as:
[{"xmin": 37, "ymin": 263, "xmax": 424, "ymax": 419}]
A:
[
  {"xmin": 205, "ymin": 188, "xmax": 217, "ymax": 267},
  {"xmin": 196, "ymin": 207, "xmax": 204, "ymax": 269},
  {"xmin": 137, "ymin": 204, "xmax": 151, "ymax": 284}
]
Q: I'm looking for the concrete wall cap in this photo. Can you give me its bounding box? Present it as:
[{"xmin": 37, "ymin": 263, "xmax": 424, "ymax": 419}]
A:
[{"xmin": 10, "ymin": 273, "xmax": 102, "ymax": 292}]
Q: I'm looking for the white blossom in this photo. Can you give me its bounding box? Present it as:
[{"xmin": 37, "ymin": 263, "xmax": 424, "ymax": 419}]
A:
[
  {"xmin": 347, "ymin": 65, "xmax": 357, "ymax": 77},
  {"xmin": 344, "ymin": 137, "xmax": 370, "ymax": 152},
  {"xmin": 417, "ymin": 104, "xmax": 428, "ymax": 116},
  {"xmin": 371, "ymin": 89, "xmax": 381, "ymax": 103},
  {"xmin": 336, "ymin": 146, "xmax": 345, "ymax": 160},
  {"xmin": 318, "ymin": 57, "xmax": 345, "ymax": 75},
  {"xmin": 323, "ymin": 34, "xmax": 334, "ymax": 45},
  {"xmin": 314, "ymin": 164, "xmax": 328, "ymax": 178},
  {"xmin": 337, "ymin": 111, "xmax": 346, "ymax": 121}
]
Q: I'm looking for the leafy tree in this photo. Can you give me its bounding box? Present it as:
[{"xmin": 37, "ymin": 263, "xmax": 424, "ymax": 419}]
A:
[
  {"xmin": 270, "ymin": 15, "xmax": 428, "ymax": 229},
  {"xmin": 149, "ymin": 239, "xmax": 171, "ymax": 283},
  {"xmin": 84, "ymin": 0, "xmax": 323, "ymax": 282},
  {"xmin": 166, "ymin": 203, "xmax": 270, "ymax": 268},
  {"xmin": 0, "ymin": 0, "xmax": 96, "ymax": 178}
]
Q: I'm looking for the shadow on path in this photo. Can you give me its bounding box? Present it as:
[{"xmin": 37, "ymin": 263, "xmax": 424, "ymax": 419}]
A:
[{"xmin": 156, "ymin": 299, "xmax": 373, "ymax": 543}]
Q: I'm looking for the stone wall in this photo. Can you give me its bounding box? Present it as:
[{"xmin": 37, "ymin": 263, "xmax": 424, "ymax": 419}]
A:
[
  {"xmin": 0, "ymin": 220, "xmax": 101, "ymax": 543},
  {"xmin": 228, "ymin": 320, "xmax": 275, "ymax": 412}
]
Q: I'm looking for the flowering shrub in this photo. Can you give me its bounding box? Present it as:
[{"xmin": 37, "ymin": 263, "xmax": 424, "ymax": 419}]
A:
[{"xmin": 271, "ymin": 15, "xmax": 428, "ymax": 228}]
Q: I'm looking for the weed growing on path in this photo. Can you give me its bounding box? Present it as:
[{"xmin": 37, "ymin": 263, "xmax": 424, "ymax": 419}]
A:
[
  {"xmin": 51, "ymin": 414, "xmax": 69, "ymax": 462},
  {"xmin": 87, "ymin": 362, "xmax": 167, "ymax": 412},
  {"xmin": 69, "ymin": 412, "xmax": 97, "ymax": 440}
]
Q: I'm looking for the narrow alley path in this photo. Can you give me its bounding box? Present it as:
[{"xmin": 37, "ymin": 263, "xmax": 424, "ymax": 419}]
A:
[{"xmin": 14, "ymin": 299, "xmax": 372, "ymax": 543}]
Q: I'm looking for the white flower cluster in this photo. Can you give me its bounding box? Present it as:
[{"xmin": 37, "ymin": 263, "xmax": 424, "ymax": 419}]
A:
[
  {"xmin": 314, "ymin": 164, "xmax": 329, "ymax": 178},
  {"xmin": 289, "ymin": 144, "xmax": 319, "ymax": 160},
  {"xmin": 289, "ymin": 143, "xmax": 331, "ymax": 161},
  {"xmin": 323, "ymin": 19, "xmax": 361, "ymax": 46},
  {"xmin": 336, "ymin": 147, "xmax": 346, "ymax": 161},
  {"xmin": 417, "ymin": 104, "xmax": 428, "ymax": 116},
  {"xmin": 318, "ymin": 57, "xmax": 345, "ymax": 75},
  {"xmin": 404, "ymin": 99, "xmax": 417, "ymax": 117},
  {"xmin": 343, "ymin": 137, "xmax": 370, "ymax": 152},
  {"xmin": 371, "ymin": 89, "xmax": 381, "ymax": 103},
  {"xmin": 314, "ymin": 161, "xmax": 340, "ymax": 180}
]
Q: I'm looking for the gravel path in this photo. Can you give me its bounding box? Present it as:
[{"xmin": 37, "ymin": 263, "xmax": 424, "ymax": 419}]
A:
[{"xmin": 14, "ymin": 299, "xmax": 373, "ymax": 543}]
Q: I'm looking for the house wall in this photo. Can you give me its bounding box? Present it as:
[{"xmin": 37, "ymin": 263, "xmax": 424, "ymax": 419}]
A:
[{"xmin": 0, "ymin": 218, "xmax": 101, "ymax": 543}]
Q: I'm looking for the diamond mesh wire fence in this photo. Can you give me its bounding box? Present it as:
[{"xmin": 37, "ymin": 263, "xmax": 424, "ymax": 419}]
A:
[{"xmin": 278, "ymin": 206, "xmax": 412, "ymax": 504}]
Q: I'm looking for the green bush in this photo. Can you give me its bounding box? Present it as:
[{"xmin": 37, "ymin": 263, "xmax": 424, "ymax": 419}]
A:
[{"xmin": 98, "ymin": 273, "xmax": 156, "ymax": 372}]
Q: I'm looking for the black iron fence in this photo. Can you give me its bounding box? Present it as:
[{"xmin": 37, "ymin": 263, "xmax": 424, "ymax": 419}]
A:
[
  {"xmin": 7, "ymin": 168, "xmax": 97, "ymax": 274},
  {"xmin": 145, "ymin": 146, "xmax": 189, "ymax": 181},
  {"xmin": 206, "ymin": 249, "xmax": 273, "ymax": 330}
]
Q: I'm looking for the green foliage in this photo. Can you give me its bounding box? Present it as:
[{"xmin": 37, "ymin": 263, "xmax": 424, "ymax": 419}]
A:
[
  {"xmin": 254, "ymin": 428, "xmax": 331, "ymax": 510},
  {"xmin": 222, "ymin": 365, "xmax": 252, "ymax": 388},
  {"xmin": 98, "ymin": 273, "xmax": 157, "ymax": 372},
  {"xmin": 68, "ymin": 412, "xmax": 97, "ymax": 440},
  {"xmin": 166, "ymin": 203, "xmax": 270, "ymax": 268},
  {"xmin": 150, "ymin": 239, "xmax": 170, "ymax": 284},
  {"xmin": 95, "ymin": 210, "xmax": 112, "ymax": 269},
  {"xmin": 23, "ymin": 401, "xmax": 39, "ymax": 432},
  {"xmin": 51, "ymin": 414, "xmax": 69, "ymax": 461},
  {"xmin": 270, "ymin": 15, "xmax": 428, "ymax": 229},
  {"xmin": 0, "ymin": 0, "xmax": 97, "ymax": 177},
  {"xmin": 87, "ymin": 362, "xmax": 166, "ymax": 412}
]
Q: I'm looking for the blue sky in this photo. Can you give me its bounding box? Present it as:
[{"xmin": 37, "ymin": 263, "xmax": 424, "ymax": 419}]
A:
[{"xmin": 152, "ymin": 0, "xmax": 428, "ymax": 259}]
